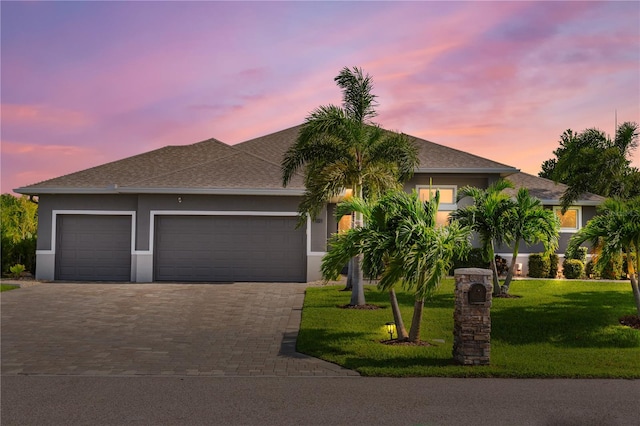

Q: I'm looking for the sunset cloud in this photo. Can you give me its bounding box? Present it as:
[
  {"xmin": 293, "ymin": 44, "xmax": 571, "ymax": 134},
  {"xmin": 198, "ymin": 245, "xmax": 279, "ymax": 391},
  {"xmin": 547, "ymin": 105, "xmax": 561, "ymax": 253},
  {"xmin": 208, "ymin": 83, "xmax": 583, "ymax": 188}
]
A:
[{"xmin": 1, "ymin": 1, "xmax": 638, "ymax": 193}]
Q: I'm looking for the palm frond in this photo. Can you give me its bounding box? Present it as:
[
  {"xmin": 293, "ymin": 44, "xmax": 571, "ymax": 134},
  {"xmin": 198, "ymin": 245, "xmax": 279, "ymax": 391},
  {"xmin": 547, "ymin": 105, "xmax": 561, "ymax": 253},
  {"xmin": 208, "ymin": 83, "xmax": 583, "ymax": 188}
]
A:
[{"xmin": 334, "ymin": 66, "xmax": 378, "ymax": 124}]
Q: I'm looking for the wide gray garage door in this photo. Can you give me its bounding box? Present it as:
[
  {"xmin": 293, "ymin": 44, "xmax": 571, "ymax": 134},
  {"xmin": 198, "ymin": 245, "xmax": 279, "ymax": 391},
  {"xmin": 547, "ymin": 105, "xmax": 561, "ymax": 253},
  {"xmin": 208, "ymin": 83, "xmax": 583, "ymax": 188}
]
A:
[
  {"xmin": 55, "ymin": 215, "xmax": 132, "ymax": 281},
  {"xmin": 154, "ymin": 215, "xmax": 306, "ymax": 282}
]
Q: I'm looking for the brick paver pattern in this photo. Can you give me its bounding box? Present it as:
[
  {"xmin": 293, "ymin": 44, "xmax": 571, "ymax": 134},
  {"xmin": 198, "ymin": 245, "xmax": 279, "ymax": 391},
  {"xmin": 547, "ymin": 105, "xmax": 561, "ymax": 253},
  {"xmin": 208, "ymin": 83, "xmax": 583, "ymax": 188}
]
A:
[{"xmin": 1, "ymin": 283, "xmax": 358, "ymax": 377}]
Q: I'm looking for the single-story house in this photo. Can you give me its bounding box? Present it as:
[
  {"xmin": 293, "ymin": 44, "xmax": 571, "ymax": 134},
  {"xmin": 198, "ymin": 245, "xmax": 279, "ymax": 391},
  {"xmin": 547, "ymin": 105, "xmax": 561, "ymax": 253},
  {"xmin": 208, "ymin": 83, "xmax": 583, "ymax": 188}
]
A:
[{"xmin": 15, "ymin": 125, "xmax": 603, "ymax": 282}]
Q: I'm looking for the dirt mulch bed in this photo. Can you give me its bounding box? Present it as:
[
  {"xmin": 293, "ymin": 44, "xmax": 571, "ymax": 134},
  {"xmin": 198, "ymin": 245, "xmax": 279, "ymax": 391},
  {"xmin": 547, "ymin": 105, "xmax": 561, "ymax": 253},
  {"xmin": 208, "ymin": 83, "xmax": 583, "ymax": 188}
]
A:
[
  {"xmin": 338, "ymin": 304, "xmax": 383, "ymax": 310},
  {"xmin": 381, "ymin": 339, "xmax": 433, "ymax": 347},
  {"xmin": 619, "ymin": 315, "xmax": 640, "ymax": 330},
  {"xmin": 494, "ymin": 293, "xmax": 522, "ymax": 299}
]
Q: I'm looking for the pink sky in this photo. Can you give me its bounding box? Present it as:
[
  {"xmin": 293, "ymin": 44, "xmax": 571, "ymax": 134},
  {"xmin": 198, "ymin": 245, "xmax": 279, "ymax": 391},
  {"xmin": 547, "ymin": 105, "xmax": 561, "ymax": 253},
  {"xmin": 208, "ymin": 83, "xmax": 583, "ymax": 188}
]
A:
[{"xmin": 2, "ymin": 1, "xmax": 639, "ymax": 194}]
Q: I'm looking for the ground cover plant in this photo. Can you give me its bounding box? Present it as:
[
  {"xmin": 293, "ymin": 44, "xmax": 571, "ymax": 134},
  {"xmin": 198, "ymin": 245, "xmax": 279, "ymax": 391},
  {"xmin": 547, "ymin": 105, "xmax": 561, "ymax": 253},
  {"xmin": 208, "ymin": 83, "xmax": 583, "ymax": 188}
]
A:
[
  {"xmin": 297, "ymin": 279, "xmax": 640, "ymax": 378},
  {"xmin": 1, "ymin": 284, "xmax": 20, "ymax": 292}
]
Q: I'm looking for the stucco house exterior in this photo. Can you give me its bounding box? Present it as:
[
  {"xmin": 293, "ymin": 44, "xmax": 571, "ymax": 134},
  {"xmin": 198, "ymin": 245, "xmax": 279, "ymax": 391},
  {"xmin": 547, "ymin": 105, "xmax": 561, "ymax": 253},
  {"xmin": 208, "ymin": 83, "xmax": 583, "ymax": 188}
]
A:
[{"xmin": 15, "ymin": 125, "xmax": 603, "ymax": 282}]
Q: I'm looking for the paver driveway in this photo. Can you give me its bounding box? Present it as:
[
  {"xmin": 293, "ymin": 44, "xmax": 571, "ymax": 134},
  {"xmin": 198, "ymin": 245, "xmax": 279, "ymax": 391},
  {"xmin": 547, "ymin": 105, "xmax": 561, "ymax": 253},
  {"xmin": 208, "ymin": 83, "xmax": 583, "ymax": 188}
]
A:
[{"xmin": 1, "ymin": 283, "xmax": 357, "ymax": 377}]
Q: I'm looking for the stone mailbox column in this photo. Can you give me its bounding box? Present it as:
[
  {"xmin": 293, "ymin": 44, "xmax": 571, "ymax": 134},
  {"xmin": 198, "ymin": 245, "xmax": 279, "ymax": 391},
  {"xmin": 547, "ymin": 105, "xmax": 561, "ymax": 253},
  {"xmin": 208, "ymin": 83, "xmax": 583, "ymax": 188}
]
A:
[{"xmin": 453, "ymin": 268, "xmax": 493, "ymax": 365}]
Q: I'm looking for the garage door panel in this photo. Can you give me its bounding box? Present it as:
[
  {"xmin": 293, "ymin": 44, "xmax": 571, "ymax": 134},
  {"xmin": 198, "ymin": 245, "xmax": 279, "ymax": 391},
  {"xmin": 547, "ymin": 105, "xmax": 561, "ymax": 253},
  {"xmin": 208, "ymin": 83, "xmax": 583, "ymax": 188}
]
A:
[
  {"xmin": 154, "ymin": 215, "xmax": 305, "ymax": 282},
  {"xmin": 56, "ymin": 215, "xmax": 131, "ymax": 281}
]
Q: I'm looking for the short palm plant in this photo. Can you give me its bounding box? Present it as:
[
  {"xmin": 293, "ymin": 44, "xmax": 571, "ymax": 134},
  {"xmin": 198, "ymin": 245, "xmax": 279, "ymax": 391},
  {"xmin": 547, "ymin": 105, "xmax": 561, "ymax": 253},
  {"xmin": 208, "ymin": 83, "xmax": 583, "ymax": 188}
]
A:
[
  {"xmin": 450, "ymin": 180, "xmax": 514, "ymax": 295},
  {"xmin": 500, "ymin": 188, "xmax": 560, "ymax": 294},
  {"xmin": 568, "ymin": 197, "xmax": 640, "ymax": 317},
  {"xmin": 322, "ymin": 191, "xmax": 471, "ymax": 343}
]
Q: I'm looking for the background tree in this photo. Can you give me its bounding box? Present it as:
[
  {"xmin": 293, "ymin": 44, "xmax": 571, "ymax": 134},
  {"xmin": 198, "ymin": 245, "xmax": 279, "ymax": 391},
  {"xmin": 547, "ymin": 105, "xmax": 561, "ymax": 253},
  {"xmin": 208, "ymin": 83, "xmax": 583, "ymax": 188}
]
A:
[
  {"xmin": 568, "ymin": 197, "xmax": 640, "ymax": 317},
  {"xmin": 322, "ymin": 191, "xmax": 471, "ymax": 343},
  {"xmin": 500, "ymin": 188, "xmax": 560, "ymax": 294},
  {"xmin": 1, "ymin": 194, "xmax": 38, "ymax": 275},
  {"xmin": 539, "ymin": 122, "xmax": 640, "ymax": 210},
  {"xmin": 282, "ymin": 67, "xmax": 418, "ymax": 306},
  {"xmin": 450, "ymin": 180, "xmax": 514, "ymax": 296}
]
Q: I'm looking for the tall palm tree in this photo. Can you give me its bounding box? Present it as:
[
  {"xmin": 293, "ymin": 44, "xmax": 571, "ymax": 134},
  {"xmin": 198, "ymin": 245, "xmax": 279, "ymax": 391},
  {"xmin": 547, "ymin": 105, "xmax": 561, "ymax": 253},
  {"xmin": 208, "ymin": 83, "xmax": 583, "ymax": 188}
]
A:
[
  {"xmin": 282, "ymin": 67, "xmax": 419, "ymax": 306},
  {"xmin": 568, "ymin": 197, "xmax": 640, "ymax": 317},
  {"xmin": 500, "ymin": 188, "xmax": 560, "ymax": 294},
  {"xmin": 450, "ymin": 180, "xmax": 514, "ymax": 296},
  {"xmin": 322, "ymin": 191, "xmax": 471, "ymax": 343}
]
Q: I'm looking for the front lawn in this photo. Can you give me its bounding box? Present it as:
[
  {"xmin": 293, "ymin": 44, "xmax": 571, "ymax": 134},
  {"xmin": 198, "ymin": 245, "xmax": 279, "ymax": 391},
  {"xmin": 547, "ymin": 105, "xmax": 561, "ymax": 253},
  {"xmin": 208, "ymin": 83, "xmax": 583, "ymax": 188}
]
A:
[
  {"xmin": 297, "ymin": 279, "xmax": 640, "ymax": 378},
  {"xmin": 0, "ymin": 284, "xmax": 20, "ymax": 292}
]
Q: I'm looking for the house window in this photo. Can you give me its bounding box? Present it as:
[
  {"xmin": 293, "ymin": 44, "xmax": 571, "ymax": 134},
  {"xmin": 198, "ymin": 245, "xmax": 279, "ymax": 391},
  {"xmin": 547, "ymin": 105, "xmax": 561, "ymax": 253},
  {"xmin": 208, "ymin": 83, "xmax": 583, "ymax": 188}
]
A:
[
  {"xmin": 553, "ymin": 206, "xmax": 581, "ymax": 232},
  {"xmin": 417, "ymin": 185, "xmax": 457, "ymax": 226}
]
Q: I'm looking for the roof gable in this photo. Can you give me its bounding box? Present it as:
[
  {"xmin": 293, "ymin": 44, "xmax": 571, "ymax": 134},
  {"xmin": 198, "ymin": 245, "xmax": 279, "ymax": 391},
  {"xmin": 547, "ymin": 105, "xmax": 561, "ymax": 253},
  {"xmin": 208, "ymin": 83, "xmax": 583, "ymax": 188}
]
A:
[{"xmin": 505, "ymin": 172, "xmax": 605, "ymax": 205}]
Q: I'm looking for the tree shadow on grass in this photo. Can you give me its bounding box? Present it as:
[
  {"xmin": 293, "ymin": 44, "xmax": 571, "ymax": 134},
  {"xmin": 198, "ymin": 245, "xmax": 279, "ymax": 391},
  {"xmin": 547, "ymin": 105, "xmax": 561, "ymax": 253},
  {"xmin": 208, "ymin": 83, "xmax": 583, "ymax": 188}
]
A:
[
  {"xmin": 491, "ymin": 290, "xmax": 640, "ymax": 348},
  {"xmin": 296, "ymin": 327, "xmax": 454, "ymax": 371}
]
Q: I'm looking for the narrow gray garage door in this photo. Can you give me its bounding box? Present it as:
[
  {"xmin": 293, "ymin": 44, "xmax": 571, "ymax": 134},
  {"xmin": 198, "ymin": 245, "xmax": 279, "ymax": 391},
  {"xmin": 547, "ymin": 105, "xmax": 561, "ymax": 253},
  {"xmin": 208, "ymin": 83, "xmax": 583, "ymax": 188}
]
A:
[
  {"xmin": 56, "ymin": 215, "xmax": 132, "ymax": 281},
  {"xmin": 154, "ymin": 215, "xmax": 306, "ymax": 282}
]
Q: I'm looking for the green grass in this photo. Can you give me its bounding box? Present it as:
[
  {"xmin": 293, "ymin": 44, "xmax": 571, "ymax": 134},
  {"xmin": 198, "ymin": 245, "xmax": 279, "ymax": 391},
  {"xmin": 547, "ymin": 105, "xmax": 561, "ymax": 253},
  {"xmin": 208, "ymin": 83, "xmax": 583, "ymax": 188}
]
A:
[
  {"xmin": 0, "ymin": 284, "xmax": 20, "ymax": 292},
  {"xmin": 297, "ymin": 279, "xmax": 640, "ymax": 378}
]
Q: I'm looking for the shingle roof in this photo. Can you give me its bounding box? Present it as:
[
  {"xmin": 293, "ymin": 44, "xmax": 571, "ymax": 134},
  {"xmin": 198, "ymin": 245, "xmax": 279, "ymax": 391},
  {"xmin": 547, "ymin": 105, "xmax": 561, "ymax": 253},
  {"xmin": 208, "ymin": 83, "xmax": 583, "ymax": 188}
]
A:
[
  {"xmin": 15, "ymin": 125, "xmax": 598, "ymax": 206},
  {"xmin": 15, "ymin": 136, "xmax": 304, "ymax": 195},
  {"xmin": 234, "ymin": 125, "xmax": 519, "ymax": 174},
  {"xmin": 505, "ymin": 172, "xmax": 605, "ymax": 205}
]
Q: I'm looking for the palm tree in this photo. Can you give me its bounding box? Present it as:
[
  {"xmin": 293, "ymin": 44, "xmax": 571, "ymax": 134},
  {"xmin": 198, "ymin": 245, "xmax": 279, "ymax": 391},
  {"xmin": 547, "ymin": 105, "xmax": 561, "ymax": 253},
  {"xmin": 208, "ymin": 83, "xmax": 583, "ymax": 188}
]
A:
[
  {"xmin": 543, "ymin": 122, "xmax": 639, "ymax": 210},
  {"xmin": 568, "ymin": 197, "xmax": 640, "ymax": 317},
  {"xmin": 282, "ymin": 67, "xmax": 419, "ymax": 306},
  {"xmin": 450, "ymin": 180, "xmax": 514, "ymax": 296},
  {"xmin": 322, "ymin": 191, "xmax": 471, "ymax": 343},
  {"xmin": 500, "ymin": 188, "xmax": 560, "ymax": 294}
]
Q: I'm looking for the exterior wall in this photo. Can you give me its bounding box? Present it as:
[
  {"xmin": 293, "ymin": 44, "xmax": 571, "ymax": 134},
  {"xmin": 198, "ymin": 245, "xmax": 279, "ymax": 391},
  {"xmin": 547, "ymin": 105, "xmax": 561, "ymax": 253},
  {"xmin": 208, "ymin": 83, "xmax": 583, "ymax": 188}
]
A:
[
  {"xmin": 403, "ymin": 174, "xmax": 492, "ymax": 193},
  {"xmin": 495, "ymin": 205, "xmax": 599, "ymax": 276},
  {"xmin": 37, "ymin": 195, "xmax": 138, "ymax": 251},
  {"xmin": 35, "ymin": 193, "xmax": 320, "ymax": 282}
]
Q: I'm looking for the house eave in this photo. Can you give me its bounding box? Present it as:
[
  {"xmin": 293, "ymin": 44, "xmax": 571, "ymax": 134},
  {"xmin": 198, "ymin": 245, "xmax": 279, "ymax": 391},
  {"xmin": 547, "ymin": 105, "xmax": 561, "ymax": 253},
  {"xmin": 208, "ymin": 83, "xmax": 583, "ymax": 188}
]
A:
[
  {"xmin": 538, "ymin": 199, "xmax": 603, "ymax": 207},
  {"xmin": 415, "ymin": 167, "xmax": 519, "ymax": 177},
  {"xmin": 14, "ymin": 186, "xmax": 305, "ymax": 197}
]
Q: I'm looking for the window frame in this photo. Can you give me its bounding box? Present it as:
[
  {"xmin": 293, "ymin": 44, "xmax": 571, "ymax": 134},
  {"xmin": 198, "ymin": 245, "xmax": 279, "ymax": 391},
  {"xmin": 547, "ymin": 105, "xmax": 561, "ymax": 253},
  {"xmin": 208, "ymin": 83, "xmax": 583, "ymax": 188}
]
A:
[
  {"xmin": 416, "ymin": 185, "xmax": 457, "ymax": 226},
  {"xmin": 553, "ymin": 206, "xmax": 582, "ymax": 233},
  {"xmin": 416, "ymin": 185, "xmax": 457, "ymax": 210}
]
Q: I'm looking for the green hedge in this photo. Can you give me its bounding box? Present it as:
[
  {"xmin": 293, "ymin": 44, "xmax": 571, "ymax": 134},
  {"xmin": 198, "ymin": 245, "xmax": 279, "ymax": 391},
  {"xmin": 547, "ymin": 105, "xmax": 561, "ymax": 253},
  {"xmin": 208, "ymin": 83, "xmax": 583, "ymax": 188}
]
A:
[
  {"xmin": 528, "ymin": 253, "xmax": 550, "ymax": 278},
  {"xmin": 548, "ymin": 253, "xmax": 559, "ymax": 278},
  {"xmin": 562, "ymin": 259, "xmax": 584, "ymax": 279}
]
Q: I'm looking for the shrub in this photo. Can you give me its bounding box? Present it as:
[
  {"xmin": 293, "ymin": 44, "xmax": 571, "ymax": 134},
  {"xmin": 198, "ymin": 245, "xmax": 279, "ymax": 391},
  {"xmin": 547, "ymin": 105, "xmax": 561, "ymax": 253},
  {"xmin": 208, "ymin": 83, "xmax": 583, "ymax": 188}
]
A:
[
  {"xmin": 528, "ymin": 253, "xmax": 550, "ymax": 278},
  {"xmin": 495, "ymin": 255, "xmax": 509, "ymax": 276},
  {"xmin": 9, "ymin": 263, "xmax": 25, "ymax": 279},
  {"xmin": 1, "ymin": 236, "xmax": 36, "ymax": 276},
  {"xmin": 600, "ymin": 253, "xmax": 624, "ymax": 280},
  {"xmin": 548, "ymin": 253, "xmax": 559, "ymax": 278},
  {"xmin": 585, "ymin": 260, "xmax": 598, "ymax": 279},
  {"xmin": 450, "ymin": 248, "xmax": 489, "ymax": 274},
  {"xmin": 562, "ymin": 259, "xmax": 584, "ymax": 279},
  {"xmin": 565, "ymin": 245, "xmax": 588, "ymax": 263}
]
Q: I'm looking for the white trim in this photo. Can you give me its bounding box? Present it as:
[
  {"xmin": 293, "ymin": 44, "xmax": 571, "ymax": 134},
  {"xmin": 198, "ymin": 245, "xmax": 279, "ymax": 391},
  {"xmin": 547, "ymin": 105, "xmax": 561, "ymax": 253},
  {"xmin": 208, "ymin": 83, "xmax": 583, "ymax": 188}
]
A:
[
  {"xmin": 15, "ymin": 187, "xmax": 305, "ymax": 196},
  {"xmin": 416, "ymin": 185, "xmax": 458, "ymax": 210},
  {"xmin": 46, "ymin": 210, "xmax": 137, "ymax": 255},
  {"xmin": 553, "ymin": 206, "xmax": 582, "ymax": 233},
  {"xmin": 147, "ymin": 210, "xmax": 300, "ymax": 256}
]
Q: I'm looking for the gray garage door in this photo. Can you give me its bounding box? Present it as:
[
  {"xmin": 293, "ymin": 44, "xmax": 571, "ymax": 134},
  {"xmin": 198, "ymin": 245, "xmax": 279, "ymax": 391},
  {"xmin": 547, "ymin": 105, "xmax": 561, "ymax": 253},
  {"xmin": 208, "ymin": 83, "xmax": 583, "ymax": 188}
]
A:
[
  {"xmin": 55, "ymin": 215, "xmax": 132, "ymax": 281},
  {"xmin": 154, "ymin": 215, "xmax": 306, "ymax": 282}
]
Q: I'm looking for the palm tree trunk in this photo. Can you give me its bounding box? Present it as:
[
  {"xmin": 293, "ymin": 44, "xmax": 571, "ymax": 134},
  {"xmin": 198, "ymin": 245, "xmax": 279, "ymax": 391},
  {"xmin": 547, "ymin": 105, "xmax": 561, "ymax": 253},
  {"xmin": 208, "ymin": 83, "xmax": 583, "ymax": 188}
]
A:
[
  {"xmin": 389, "ymin": 289, "xmax": 408, "ymax": 341},
  {"xmin": 350, "ymin": 253, "xmax": 365, "ymax": 306},
  {"xmin": 349, "ymin": 183, "xmax": 366, "ymax": 306},
  {"xmin": 343, "ymin": 258, "xmax": 353, "ymax": 291},
  {"xmin": 490, "ymin": 241, "xmax": 501, "ymax": 296},
  {"xmin": 408, "ymin": 298, "xmax": 424, "ymax": 343},
  {"xmin": 627, "ymin": 246, "xmax": 640, "ymax": 317},
  {"xmin": 502, "ymin": 241, "xmax": 520, "ymax": 295}
]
